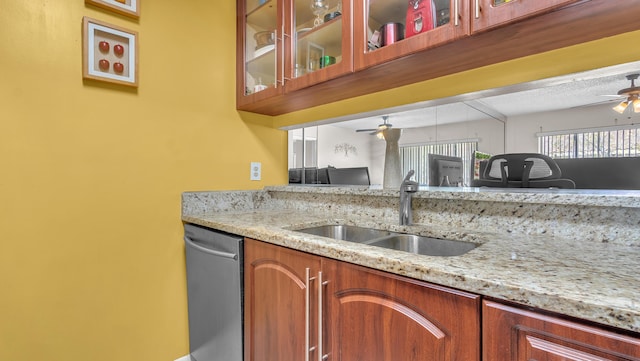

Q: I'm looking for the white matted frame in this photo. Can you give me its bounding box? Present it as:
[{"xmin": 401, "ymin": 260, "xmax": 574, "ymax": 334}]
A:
[
  {"xmin": 86, "ymin": 0, "xmax": 140, "ymax": 19},
  {"xmin": 82, "ymin": 17, "xmax": 139, "ymax": 87}
]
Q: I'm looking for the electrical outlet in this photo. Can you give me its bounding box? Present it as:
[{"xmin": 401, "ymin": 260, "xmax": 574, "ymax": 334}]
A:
[{"xmin": 250, "ymin": 162, "xmax": 261, "ymax": 181}]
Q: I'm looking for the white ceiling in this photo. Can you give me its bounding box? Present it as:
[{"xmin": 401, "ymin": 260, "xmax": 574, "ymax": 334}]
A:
[{"xmin": 317, "ymin": 61, "xmax": 640, "ymax": 131}]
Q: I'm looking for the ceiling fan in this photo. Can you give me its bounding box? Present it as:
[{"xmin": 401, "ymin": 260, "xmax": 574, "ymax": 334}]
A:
[
  {"xmin": 356, "ymin": 115, "xmax": 393, "ymax": 136},
  {"xmin": 611, "ymin": 74, "xmax": 640, "ymax": 114}
]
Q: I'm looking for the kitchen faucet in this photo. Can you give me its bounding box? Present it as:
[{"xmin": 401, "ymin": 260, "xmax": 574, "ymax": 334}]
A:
[{"xmin": 399, "ymin": 170, "xmax": 419, "ymax": 225}]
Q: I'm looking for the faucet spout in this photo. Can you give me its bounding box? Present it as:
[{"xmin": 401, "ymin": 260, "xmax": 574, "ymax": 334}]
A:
[{"xmin": 399, "ymin": 170, "xmax": 419, "ymax": 225}]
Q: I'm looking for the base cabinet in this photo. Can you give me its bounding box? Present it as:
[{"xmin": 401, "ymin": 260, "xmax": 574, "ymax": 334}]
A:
[
  {"xmin": 244, "ymin": 238, "xmax": 321, "ymax": 361},
  {"xmin": 245, "ymin": 239, "xmax": 640, "ymax": 361},
  {"xmin": 482, "ymin": 300, "xmax": 640, "ymax": 360},
  {"xmin": 244, "ymin": 238, "xmax": 480, "ymax": 361},
  {"xmin": 325, "ymin": 259, "xmax": 481, "ymax": 361}
]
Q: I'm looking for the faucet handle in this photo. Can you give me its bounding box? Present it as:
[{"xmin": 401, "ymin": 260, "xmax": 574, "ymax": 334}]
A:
[
  {"xmin": 402, "ymin": 170, "xmax": 415, "ymax": 183},
  {"xmin": 401, "ymin": 170, "xmax": 419, "ymax": 192}
]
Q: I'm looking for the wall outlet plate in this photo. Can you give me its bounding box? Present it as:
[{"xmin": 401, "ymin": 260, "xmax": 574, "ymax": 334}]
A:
[{"xmin": 250, "ymin": 162, "xmax": 261, "ymax": 181}]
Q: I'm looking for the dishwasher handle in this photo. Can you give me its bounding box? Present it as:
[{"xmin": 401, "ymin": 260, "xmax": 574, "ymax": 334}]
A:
[{"xmin": 184, "ymin": 236, "xmax": 239, "ymax": 260}]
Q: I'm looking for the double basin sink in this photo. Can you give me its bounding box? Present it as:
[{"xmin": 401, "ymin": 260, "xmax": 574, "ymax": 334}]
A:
[{"xmin": 294, "ymin": 224, "xmax": 477, "ymax": 257}]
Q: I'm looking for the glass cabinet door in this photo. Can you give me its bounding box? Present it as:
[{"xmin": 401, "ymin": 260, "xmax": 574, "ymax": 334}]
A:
[
  {"xmin": 471, "ymin": 0, "xmax": 579, "ymax": 32},
  {"xmin": 355, "ymin": 0, "xmax": 469, "ymax": 71},
  {"xmin": 285, "ymin": 0, "xmax": 353, "ymax": 92},
  {"xmin": 240, "ymin": 0, "xmax": 281, "ymax": 101}
]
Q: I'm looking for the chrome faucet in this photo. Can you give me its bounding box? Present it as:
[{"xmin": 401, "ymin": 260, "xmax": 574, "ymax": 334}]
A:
[{"xmin": 399, "ymin": 170, "xmax": 419, "ymax": 225}]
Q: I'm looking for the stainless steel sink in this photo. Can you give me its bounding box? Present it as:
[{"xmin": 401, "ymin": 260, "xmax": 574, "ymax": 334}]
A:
[
  {"xmin": 294, "ymin": 224, "xmax": 478, "ymax": 257},
  {"xmin": 365, "ymin": 234, "xmax": 478, "ymax": 257},
  {"xmin": 295, "ymin": 224, "xmax": 397, "ymax": 243}
]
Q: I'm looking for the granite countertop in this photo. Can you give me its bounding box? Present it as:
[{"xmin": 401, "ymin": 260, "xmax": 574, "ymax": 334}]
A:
[{"xmin": 182, "ymin": 187, "xmax": 640, "ymax": 333}]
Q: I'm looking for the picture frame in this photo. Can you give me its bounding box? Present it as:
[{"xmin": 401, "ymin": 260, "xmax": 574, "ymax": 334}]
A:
[
  {"xmin": 306, "ymin": 42, "xmax": 324, "ymax": 72},
  {"xmin": 82, "ymin": 17, "xmax": 139, "ymax": 87},
  {"xmin": 85, "ymin": 0, "xmax": 140, "ymax": 19}
]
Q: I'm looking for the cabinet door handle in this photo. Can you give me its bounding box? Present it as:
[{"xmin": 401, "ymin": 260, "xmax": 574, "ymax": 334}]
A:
[
  {"xmin": 305, "ymin": 268, "xmax": 317, "ymax": 361},
  {"xmin": 280, "ymin": 22, "xmax": 287, "ymax": 86},
  {"xmin": 274, "ymin": 29, "xmax": 280, "ymax": 87},
  {"xmin": 454, "ymin": 0, "xmax": 460, "ymax": 26},
  {"xmin": 475, "ymin": 0, "xmax": 480, "ymax": 19},
  {"xmin": 318, "ymin": 271, "xmax": 329, "ymax": 361}
]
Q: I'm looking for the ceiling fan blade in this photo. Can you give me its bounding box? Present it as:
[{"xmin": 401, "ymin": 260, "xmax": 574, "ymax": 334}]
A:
[
  {"xmin": 356, "ymin": 128, "xmax": 377, "ymax": 132},
  {"xmin": 570, "ymin": 99, "xmax": 620, "ymax": 109}
]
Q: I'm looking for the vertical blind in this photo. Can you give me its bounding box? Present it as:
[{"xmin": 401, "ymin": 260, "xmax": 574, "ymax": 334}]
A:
[
  {"xmin": 538, "ymin": 126, "xmax": 640, "ymax": 159},
  {"xmin": 400, "ymin": 140, "xmax": 478, "ymax": 185}
]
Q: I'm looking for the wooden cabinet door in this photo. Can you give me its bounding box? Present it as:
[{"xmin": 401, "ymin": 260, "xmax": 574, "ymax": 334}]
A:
[
  {"xmin": 244, "ymin": 238, "xmax": 321, "ymax": 361},
  {"xmin": 354, "ymin": 0, "xmax": 470, "ymax": 71},
  {"xmin": 283, "ymin": 0, "xmax": 354, "ymax": 93},
  {"xmin": 471, "ymin": 0, "xmax": 580, "ymax": 33},
  {"xmin": 237, "ymin": 0, "xmax": 285, "ymax": 110},
  {"xmin": 325, "ymin": 259, "xmax": 481, "ymax": 361},
  {"xmin": 483, "ymin": 300, "xmax": 640, "ymax": 361}
]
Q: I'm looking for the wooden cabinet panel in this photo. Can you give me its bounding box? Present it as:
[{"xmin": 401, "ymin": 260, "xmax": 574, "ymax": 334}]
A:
[
  {"xmin": 472, "ymin": 0, "xmax": 580, "ymax": 33},
  {"xmin": 325, "ymin": 259, "xmax": 481, "ymax": 361},
  {"xmin": 483, "ymin": 300, "xmax": 640, "ymax": 361},
  {"xmin": 244, "ymin": 238, "xmax": 321, "ymax": 361},
  {"xmin": 354, "ymin": 0, "xmax": 470, "ymax": 71}
]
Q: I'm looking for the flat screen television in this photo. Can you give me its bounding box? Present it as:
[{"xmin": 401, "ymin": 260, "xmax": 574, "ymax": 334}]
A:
[{"xmin": 427, "ymin": 154, "xmax": 464, "ymax": 186}]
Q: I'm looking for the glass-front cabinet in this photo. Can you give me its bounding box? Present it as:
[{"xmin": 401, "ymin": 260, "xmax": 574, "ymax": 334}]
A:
[
  {"xmin": 238, "ymin": 0, "xmax": 282, "ymax": 107},
  {"xmin": 238, "ymin": 0, "xmax": 593, "ymax": 113},
  {"xmin": 237, "ymin": 0, "xmax": 352, "ymax": 107},
  {"xmin": 286, "ymin": 0, "xmax": 353, "ymax": 92},
  {"xmin": 471, "ymin": 0, "xmax": 580, "ymax": 33},
  {"xmin": 354, "ymin": 0, "xmax": 470, "ymax": 70}
]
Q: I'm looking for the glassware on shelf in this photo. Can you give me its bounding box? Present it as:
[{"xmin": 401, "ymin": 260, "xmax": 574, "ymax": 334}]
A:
[
  {"xmin": 311, "ymin": 0, "xmax": 329, "ymax": 27},
  {"xmin": 254, "ymin": 77, "xmax": 268, "ymax": 93}
]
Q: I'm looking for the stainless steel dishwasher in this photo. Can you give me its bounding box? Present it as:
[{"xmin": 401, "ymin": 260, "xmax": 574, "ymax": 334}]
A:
[{"xmin": 184, "ymin": 223, "xmax": 243, "ymax": 361}]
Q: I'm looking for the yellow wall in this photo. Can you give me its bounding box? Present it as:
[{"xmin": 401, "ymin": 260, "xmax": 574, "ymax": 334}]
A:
[
  {"xmin": 0, "ymin": 1, "xmax": 286, "ymax": 360},
  {"xmin": 2, "ymin": 1, "xmax": 639, "ymax": 360}
]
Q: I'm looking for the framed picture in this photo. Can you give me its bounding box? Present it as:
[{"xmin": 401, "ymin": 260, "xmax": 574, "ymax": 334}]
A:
[
  {"xmin": 85, "ymin": 0, "xmax": 140, "ymax": 19},
  {"xmin": 82, "ymin": 17, "xmax": 138, "ymax": 87},
  {"xmin": 306, "ymin": 42, "xmax": 324, "ymax": 72}
]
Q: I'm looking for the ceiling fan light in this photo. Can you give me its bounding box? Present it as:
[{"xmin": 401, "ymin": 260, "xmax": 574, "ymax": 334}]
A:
[
  {"xmin": 613, "ymin": 101, "xmax": 629, "ymax": 114},
  {"xmin": 633, "ymin": 99, "xmax": 640, "ymax": 113},
  {"xmin": 376, "ymin": 131, "xmax": 385, "ymax": 140}
]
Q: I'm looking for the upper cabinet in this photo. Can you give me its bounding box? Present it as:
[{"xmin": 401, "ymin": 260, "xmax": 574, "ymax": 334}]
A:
[
  {"xmin": 355, "ymin": 0, "xmax": 470, "ymax": 70},
  {"xmin": 237, "ymin": 0, "xmax": 353, "ymax": 109},
  {"xmin": 238, "ymin": 0, "xmax": 283, "ymax": 108},
  {"xmin": 237, "ymin": 0, "xmax": 640, "ymax": 115},
  {"xmin": 285, "ymin": 0, "xmax": 354, "ymax": 92},
  {"xmin": 471, "ymin": 0, "xmax": 580, "ymax": 32}
]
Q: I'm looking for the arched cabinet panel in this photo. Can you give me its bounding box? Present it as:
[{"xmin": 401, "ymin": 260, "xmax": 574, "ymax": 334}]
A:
[
  {"xmin": 324, "ymin": 259, "xmax": 480, "ymax": 361},
  {"xmin": 244, "ymin": 239, "xmax": 321, "ymax": 361},
  {"xmin": 244, "ymin": 238, "xmax": 480, "ymax": 361},
  {"xmin": 334, "ymin": 291, "xmax": 448, "ymax": 360}
]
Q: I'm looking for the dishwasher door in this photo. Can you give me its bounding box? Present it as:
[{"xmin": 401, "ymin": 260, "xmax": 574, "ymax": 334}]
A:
[{"xmin": 184, "ymin": 223, "xmax": 243, "ymax": 361}]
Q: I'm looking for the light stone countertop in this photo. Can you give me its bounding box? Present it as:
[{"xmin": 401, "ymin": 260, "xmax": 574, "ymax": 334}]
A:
[{"xmin": 182, "ymin": 186, "xmax": 640, "ymax": 333}]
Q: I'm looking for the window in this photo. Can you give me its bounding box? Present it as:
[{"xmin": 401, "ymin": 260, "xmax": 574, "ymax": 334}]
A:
[
  {"xmin": 537, "ymin": 125, "xmax": 640, "ymax": 159},
  {"xmin": 400, "ymin": 140, "xmax": 478, "ymax": 186},
  {"xmin": 289, "ymin": 127, "xmax": 318, "ymax": 169}
]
